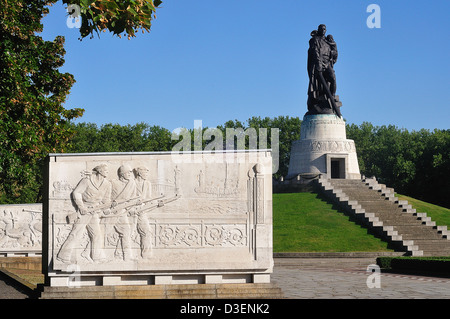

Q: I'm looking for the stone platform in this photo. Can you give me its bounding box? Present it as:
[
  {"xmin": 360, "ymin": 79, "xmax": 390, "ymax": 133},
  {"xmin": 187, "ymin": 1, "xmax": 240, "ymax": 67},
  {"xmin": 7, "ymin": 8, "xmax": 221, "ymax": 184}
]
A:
[
  {"xmin": 38, "ymin": 282, "xmax": 284, "ymax": 299},
  {"xmin": 0, "ymin": 257, "xmax": 42, "ymax": 271}
]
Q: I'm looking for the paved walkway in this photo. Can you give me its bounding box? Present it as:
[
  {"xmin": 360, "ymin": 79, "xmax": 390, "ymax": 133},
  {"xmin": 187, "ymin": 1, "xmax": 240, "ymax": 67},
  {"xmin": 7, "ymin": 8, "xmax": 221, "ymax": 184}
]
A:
[
  {"xmin": 0, "ymin": 272, "xmax": 29, "ymax": 299},
  {"xmin": 0, "ymin": 257, "xmax": 449, "ymax": 299},
  {"xmin": 272, "ymin": 257, "xmax": 450, "ymax": 299}
]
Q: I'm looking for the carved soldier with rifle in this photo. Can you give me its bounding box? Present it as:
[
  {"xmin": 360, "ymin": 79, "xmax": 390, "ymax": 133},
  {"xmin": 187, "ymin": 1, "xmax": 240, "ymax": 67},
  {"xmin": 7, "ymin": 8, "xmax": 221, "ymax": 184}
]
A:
[
  {"xmin": 133, "ymin": 166, "xmax": 153, "ymax": 258},
  {"xmin": 57, "ymin": 163, "xmax": 181, "ymax": 264},
  {"xmin": 57, "ymin": 164, "xmax": 111, "ymax": 263},
  {"xmin": 110, "ymin": 165, "xmax": 137, "ymax": 261}
]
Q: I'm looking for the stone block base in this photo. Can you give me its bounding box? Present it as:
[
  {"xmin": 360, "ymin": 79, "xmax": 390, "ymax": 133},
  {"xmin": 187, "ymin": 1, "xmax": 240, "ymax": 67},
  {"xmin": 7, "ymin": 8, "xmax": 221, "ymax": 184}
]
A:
[
  {"xmin": 47, "ymin": 272, "xmax": 271, "ymax": 287},
  {"xmin": 38, "ymin": 283, "xmax": 284, "ymax": 299},
  {"xmin": 0, "ymin": 257, "xmax": 42, "ymax": 271}
]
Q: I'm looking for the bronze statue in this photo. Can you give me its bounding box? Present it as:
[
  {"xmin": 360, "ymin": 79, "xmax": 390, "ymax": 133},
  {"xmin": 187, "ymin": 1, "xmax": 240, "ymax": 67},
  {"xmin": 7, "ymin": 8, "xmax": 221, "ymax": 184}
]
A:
[{"xmin": 307, "ymin": 24, "xmax": 342, "ymax": 117}]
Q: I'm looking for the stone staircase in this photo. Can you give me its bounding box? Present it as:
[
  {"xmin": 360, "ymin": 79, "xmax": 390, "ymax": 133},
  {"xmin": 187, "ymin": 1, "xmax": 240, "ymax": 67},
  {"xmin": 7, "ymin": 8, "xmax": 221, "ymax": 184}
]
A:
[{"xmin": 316, "ymin": 178, "xmax": 450, "ymax": 257}]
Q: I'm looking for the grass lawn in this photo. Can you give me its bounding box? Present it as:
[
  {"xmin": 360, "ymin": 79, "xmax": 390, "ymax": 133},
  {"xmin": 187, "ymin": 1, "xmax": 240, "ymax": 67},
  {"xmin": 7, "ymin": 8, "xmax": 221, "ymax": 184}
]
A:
[
  {"xmin": 273, "ymin": 192, "xmax": 393, "ymax": 253},
  {"xmin": 397, "ymin": 194, "xmax": 450, "ymax": 227}
]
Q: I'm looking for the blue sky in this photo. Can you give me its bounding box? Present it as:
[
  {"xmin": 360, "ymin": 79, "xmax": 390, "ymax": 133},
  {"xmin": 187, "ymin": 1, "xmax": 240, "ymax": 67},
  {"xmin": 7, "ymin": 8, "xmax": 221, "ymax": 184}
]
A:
[{"xmin": 41, "ymin": 0, "xmax": 450, "ymax": 132}]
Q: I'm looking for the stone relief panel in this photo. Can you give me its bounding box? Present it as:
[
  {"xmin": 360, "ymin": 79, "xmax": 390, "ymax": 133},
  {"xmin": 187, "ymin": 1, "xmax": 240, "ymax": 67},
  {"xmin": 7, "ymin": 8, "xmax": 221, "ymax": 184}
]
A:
[
  {"xmin": 194, "ymin": 163, "xmax": 240, "ymax": 197},
  {"xmin": 299, "ymin": 139, "xmax": 356, "ymax": 153},
  {"xmin": 46, "ymin": 152, "xmax": 272, "ymax": 274},
  {"xmin": 0, "ymin": 204, "xmax": 42, "ymax": 254}
]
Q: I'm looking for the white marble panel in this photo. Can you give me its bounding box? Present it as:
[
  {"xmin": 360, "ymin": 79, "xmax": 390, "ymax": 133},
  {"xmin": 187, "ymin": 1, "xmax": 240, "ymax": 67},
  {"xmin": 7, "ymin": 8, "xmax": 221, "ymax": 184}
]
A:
[
  {"xmin": 43, "ymin": 150, "xmax": 273, "ymax": 286},
  {"xmin": 0, "ymin": 204, "xmax": 42, "ymax": 256}
]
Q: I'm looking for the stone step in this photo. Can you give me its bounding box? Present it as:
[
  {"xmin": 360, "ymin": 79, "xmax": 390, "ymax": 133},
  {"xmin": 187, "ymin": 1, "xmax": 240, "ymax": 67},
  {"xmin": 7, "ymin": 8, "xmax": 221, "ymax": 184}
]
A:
[
  {"xmin": 372, "ymin": 216, "xmax": 426, "ymax": 225},
  {"xmin": 400, "ymin": 233, "xmax": 447, "ymax": 241},
  {"xmin": 39, "ymin": 283, "xmax": 284, "ymax": 299},
  {"xmin": 368, "ymin": 210, "xmax": 409, "ymax": 216},
  {"xmin": 393, "ymin": 224, "xmax": 442, "ymax": 231},
  {"xmin": 367, "ymin": 204, "xmax": 409, "ymax": 210},
  {"xmin": 359, "ymin": 205, "xmax": 404, "ymax": 212},
  {"xmin": 393, "ymin": 229, "xmax": 443, "ymax": 236},
  {"xmin": 333, "ymin": 185, "xmax": 380, "ymax": 191},
  {"xmin": 376, "ymin": 222, "xmax": 427, "ymax": 229},
  {"xmin": 356, "ymin": 202, "xmax": 401, "ymax": 209},
  {"xmin": 348, "ymin": 197, "xmax": 392, "ymax": 203},
  {"xmin": 369, "ymin": 209, "xmax": 419, "ymax": 216},
  {"xmin": 413, "ymin": 241, "xmax": 450, "ymax": 249},
  {"xmin": 376, "ymin": 214, "xmax": 426, "ymax": 221},
  {"xmin": 398, "ymin": 228, "xmax": 444, "ymax": 235},
  {"xmin": 357, "ymin": 198, "xmax": 402, "ymax": 204},
  {"xmin": 410, "ymin": 250, "xmax": 424, "ymax": 257},
  {"xmin": 421, "ymin": 250, "xmax": 450, "ymax": 257}
]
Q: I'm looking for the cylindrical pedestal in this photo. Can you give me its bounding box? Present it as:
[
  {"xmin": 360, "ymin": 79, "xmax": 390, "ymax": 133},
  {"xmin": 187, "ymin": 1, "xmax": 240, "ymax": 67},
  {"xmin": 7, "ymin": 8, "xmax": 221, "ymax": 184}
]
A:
[{"xmin": 287, "ymin": 114, "xmax": 360, "ymax": 179}]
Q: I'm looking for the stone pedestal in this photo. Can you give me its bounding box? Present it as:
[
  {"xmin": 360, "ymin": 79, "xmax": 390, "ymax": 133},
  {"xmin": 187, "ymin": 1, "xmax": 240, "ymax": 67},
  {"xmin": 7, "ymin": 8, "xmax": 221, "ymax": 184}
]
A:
[{"xmin": 287, "ymin": 114, "xmax": 360, "ymax": 180}]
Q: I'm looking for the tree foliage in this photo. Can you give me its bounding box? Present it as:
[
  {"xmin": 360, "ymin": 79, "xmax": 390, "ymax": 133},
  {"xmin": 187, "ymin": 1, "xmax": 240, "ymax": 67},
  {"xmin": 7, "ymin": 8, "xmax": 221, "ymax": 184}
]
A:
[
  {"xmin": 0, "ymin": 0, "xmax": 84, "ymax": 203},
  {"xmin": 246, "ymin": 116, "xmax": 301, "ymax": 178},
  {"xmin": 64, "ymin": 0, "xmax": 162, "ymax": 39},
  {"xmin": 347, "ymin": 123, "xmax": 450, "ymax": 208},
  {"xmin": 0, "ymin": 0, "xmax": 162, "ymax": 203},
  {"xmin": 66, "ymin": 122, "xmax": 174, "ymax": 153}
]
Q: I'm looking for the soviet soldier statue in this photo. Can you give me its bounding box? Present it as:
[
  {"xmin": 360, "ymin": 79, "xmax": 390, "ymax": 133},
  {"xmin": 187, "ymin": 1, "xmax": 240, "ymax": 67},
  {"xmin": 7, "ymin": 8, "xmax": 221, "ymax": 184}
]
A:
[{"xmin": 307, "ymin": 24, "xmax": 342, "ymax": 117}]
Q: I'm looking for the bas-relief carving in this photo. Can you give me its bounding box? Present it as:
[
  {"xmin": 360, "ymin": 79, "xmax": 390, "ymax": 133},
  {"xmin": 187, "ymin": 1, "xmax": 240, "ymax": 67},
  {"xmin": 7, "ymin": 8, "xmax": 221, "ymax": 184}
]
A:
[
  {"xmin": 0, "ymin": 205, "xmax": 42, "ymax": 251},
  {"xmin": 303, "ymin": 118, "xmax": 344, "ymax": 127},
  {"xmin": 54, "ymin": 162, "xmax": 180, "ymax": 264},
  {"xmin": 300, "ymin": 140, "xmax": 356, "ymax": 153},
  {"xmin": 49, "ymin": 157, "xmax": 268, "ymax": 271},
  {"xmin": 194, "ymin": 164, "xmax": 240, "ymax": 197},
  {"xmin": 156, "ymin": 224, "xmax": 247, "ymax": 248}
]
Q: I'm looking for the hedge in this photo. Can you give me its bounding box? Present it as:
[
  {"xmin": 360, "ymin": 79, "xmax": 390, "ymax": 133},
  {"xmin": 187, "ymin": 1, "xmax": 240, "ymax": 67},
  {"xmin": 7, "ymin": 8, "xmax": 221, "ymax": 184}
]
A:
[{"xmin": 376, "ymin": 257, "xmax": 450, "ymax": 274}]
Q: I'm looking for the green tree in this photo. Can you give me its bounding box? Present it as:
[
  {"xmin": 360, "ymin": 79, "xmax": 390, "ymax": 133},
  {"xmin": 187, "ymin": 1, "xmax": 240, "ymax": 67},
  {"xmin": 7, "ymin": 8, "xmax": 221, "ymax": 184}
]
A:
[
  {"xmin": 347, "ymin": 123, "xmax": 450, "ymax": 208},
  {"xmin": 142, "ymin": 124, "xmax": 175, "ymax": 151},
  {"xmin": 217, "ymin": 116, "xmax": 301, "ymax": 178},
  {"xmin": 65, "ymin": 0, "xmax": 162, "ymax": 39},
  {"xmin": 0, "ymin": 0, "xmax": 162, "ymax": 203},
  {"xmin": 67, "ymin": 122, "xmax": 174, "ymax": 153},
  {"xmin": 414, "ymin": 129, "xmax": 450, "ymax": 208},
  {"xmin": 0, "ymin": 0, "xmax": 84, "ymax": 203},
  {"xmin": 346, "ymin": 122, "xmax": 377, "ymax": 173}
]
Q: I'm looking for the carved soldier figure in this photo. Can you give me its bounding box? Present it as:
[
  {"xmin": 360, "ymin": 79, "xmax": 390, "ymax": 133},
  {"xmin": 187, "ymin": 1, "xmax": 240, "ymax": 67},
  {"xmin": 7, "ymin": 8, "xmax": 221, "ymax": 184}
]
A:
[
  {"xmin": 110, "ymin": 165, "xmax": 136, "ymax": 261},
  {"xmin": 133, "ymin": 166, "xmax": 153, "ymax": 258},
  {"xmin": 307, "ymin": 24, "xmax": 342, "ymax": 117},
  {"xmin": 57, "ymin": 164, "xmax": 111, "ymax": 263}
]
